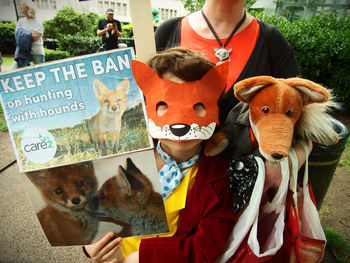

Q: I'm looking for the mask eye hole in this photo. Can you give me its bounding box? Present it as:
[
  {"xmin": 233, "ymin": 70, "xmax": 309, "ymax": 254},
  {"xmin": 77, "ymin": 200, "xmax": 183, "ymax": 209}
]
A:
[
  {"xmin": 156, "ymin": 101, "xmax": 168, "ymax": 116},
  {"xmin": 193, "ymin": 103, "xmax": 206, "ymax": 117}
]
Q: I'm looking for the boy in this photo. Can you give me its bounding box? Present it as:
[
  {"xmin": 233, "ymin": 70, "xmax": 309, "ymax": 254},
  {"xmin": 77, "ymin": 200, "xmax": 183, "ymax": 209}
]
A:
[{"xmin": 83, "ymin": 47, "xmax": 237, "ymax": 262}]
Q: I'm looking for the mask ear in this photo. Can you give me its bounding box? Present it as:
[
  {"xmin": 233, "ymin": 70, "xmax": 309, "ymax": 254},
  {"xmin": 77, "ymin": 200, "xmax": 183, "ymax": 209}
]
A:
[
  {"xmin": 234, "ymin": 76, "xmax": 278, "ymax": 103},
  {"xmin": 283, "ymin": 78, "xmax": 329, "ymax": 105},
  {"xmin": 200, "ymin": 61, "xmax": 229, "ymax": 99},
  {"xmin": 131, "ymin": 60, "xmax": 161, "ymax": 97}
]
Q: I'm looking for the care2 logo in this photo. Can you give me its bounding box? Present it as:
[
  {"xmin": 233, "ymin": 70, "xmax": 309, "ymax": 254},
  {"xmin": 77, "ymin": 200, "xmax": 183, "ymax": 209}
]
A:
[{"xmin": 21, "ymin": 128, "xmax": 57, "ymax": 164}]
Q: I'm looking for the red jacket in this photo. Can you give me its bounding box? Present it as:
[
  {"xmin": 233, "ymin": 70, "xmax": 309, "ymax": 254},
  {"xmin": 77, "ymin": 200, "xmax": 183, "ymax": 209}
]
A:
[{"xmin": 139, "ymin": 154, "xmax": 237, "ymax": 263}]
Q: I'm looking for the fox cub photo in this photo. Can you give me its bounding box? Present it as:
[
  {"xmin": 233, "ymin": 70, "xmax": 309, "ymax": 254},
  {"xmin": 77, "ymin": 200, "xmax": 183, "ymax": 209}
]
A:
[
  {"xmin": 88, "ymin": 158, "xmax": 169, "ymax": 237},
  {"xmin": 26, "ymin": 162, "xmax": 99, "ymax": 246},
  {"xmin": 88, "ymin": 78, "xmax": 130, "ymax": 156}
]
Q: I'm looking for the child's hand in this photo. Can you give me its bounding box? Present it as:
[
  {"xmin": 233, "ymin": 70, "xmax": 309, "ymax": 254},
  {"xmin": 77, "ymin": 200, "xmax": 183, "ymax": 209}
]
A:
[
  {"xmin": 124, "ymin": 251, "xmax": 139, "ymax": 263},
  {"xmin": 84, "ymin": 232, "xmax": 122, "ymax": 263},
  {"xmin": 31, "ymin": 30, "xmax": 41, "ymax": 41}
]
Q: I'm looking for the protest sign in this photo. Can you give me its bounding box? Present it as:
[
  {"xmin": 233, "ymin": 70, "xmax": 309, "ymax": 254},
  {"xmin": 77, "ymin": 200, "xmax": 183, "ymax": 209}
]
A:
[
  {"xmin": 0, "ymin": 48, "xmax": 153, "ymax": 172},
  {"xmin": 0, "ymin": 48, "xmax": 169, "ymax": 246}
]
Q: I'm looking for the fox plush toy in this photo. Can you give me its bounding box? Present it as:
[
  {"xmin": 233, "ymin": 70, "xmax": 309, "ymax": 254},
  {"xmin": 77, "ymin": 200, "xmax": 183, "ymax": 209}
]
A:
[
  {"xmin": 204, "ymin": 76, "xmax": 338, "ymax": 162},
  {"xmin": 88, "ymin": 78, "xmax": 129, "ymax": 156}
]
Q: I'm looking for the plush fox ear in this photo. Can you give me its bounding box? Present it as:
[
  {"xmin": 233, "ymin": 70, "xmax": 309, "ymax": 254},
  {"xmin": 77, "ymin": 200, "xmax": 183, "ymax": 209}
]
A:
[
  {"xmin": 234, "ymin": 76, "xmax": 278, "ymax": 103},
  {"xmin": 283, "ymin": 78, "xmax": 329, "ymax": 105},
  {"xmin": 93, "ymin": 79, "xmax": 109, "ymax": 99},
  {"xmin": 131, "ymin": 60, "xmax": 161, "ymax": 97}
]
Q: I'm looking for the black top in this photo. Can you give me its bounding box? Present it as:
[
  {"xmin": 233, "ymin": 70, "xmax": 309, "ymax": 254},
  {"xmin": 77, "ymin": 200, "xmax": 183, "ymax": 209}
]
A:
[
  {"xmin": 97, "ymin": 18, "xmax": 122, "ymax": 50},
  {"xmin": 155, "ymin": 17, "xmax": 301, "ymax": 123}
]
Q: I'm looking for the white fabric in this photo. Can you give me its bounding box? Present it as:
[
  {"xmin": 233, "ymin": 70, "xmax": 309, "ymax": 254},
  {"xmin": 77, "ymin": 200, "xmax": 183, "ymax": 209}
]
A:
[
  {"xmin": 248, "ymin": 157, "xmax": 289, "ymax": 257},
  {"xmin": 298, "ymin": 141, "xmax": 326, "ymax": 240},
  {"xmin": 16, "ymin": 17, "xmax": 44, "ymax": 55}
]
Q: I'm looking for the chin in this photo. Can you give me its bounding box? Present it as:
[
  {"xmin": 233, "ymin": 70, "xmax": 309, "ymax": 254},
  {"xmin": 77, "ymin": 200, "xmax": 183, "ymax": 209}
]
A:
[{"xmin": 160, "ymin": 139, "xmax": 203, "ymax": 152}]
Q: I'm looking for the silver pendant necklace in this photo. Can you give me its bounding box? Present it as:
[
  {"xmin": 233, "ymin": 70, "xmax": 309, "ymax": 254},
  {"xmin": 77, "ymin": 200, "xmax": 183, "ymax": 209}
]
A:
[{"xmin": 201, "ymin": 9, "xmax": 247, "ymax": 63}]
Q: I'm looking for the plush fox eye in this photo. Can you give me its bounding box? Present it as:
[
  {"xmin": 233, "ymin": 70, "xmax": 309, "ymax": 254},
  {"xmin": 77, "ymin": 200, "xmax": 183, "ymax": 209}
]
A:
[
  {"xmin": 76, "ymin": 181, "xmax": 84, "ymax": 187},
  {"xmin": 55, "ymin": 188, "xmax": 63, "ymax": 195},
  {"xmin": 193, "ymin": 103, "xmax": 206, "ymax": 117},
  {"xmin": 156, "ymin": 101, "xmax": 168, "ymax": 116},
  {"xmin": 104, "ymin": 99, "xmax": 109, "ymax": 104},
  {"xmin": 262, "ymin": 107, "xmax": 269, "ymax": 114},
  {"xmin": 285, "ymin": 109, "xmax": 293, "ymax": 117}
]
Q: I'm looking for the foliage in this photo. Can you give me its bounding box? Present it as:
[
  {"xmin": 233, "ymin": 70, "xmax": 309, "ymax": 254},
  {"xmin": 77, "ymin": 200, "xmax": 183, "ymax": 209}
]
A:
[
  {"xmin": 57, "ymin": 35, "xmax": 101, "ymax": 56},
  {"xmin": 83, "ymin": 11, "xmax": 100, "ymax": 33},
  {"xmin": 245, "ymin": 0, "xmax": 257, "ymax": 9},
  {"xmin": 1, "ymin": 56, "xmax": 14, "ymax": 66},
  {"xmin": 338, "ymin": 137, "xmax": 350, "ymax": 170},
  {"xmin": 43, "ymin": 7, "xmax": 96, "ymax": 40},
  {"xmin": 180, "ymin": 0, "xmax": 205, "ymax": 12},
  {"xmin": 44, "ymin": 48, "xmax": 70, "ymax": 62},
  {"xmin": 0, "ymin": 22, "xmax": 16, "ymax": 54},
  {"xmin": 180, "ymin": 0, "xmax": 257, "ymax": 12},
  {"xmin": 122, "ymin": 22, "xmax": 134, "ymax": 38},
  {"xmin": 253, "ymin": 12, "xmax": 350, "ymax": 106},
  {"xmin": 323, "ymin": 227, "xmax": 350, "ymax": 262},
  {"xmin": 0, "ymin": 106, "xmax": 8, "ymax": 132}
]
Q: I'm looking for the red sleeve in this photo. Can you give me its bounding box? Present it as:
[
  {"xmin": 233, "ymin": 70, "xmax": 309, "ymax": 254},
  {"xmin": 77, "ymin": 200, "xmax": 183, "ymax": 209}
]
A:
[{"xmin": 139, "ymin": 171, "xmax": 236, "ymax": 263}]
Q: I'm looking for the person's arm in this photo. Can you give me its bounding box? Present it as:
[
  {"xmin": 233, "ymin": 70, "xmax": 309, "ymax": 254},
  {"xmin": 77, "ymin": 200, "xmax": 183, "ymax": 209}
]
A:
[
  {"xmin": 97, "ymin": 19, "xmax": 112, "ymax": 36},
  {"xmin": 115, "ymin": 21, "xmax": 122, "ymax": 38}
]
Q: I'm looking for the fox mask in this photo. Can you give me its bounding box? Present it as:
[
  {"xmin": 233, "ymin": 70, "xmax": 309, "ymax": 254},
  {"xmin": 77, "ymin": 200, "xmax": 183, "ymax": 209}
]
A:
[{"xmin": 131, "ymin": 60, "xmax": 229, "ymax": 141}]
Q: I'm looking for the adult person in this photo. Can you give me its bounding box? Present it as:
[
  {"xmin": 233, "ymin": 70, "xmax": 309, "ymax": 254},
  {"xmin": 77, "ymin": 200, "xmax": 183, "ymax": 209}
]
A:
[
  {"xmin": 83, "ymin": 47, "xmax": 237, "ymax": 263},
  {"xmin": 13, "ymin": 0, "xmax": 45, "ymax": 69},
  {"xmin": 155, "ymin": 0, "xmax": 310, "ymax": 191},
  {"xmin": 97, "ymin": 8, "xmax": 122, "ymax": 51}
]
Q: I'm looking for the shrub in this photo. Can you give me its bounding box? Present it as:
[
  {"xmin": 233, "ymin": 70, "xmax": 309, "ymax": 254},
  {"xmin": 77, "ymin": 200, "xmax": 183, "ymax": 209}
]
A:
[
  {"xmin": 43, "ymin": 7, "xmax": 96, "ymax": 40},
  {"xmin": 57, "ymin": 35, "xmax": 102, "ymax": 56},
  {"xmin": 44, "ymin": 48, "xmax": 70, "ymax": 62},
  {"xmin": 122, "ymin": 22, "xmax": 134, "ymax": 38},
  {"xmin": 0, "ymin": 22, "xmax": 16, "ymax": 54},
  {"xmin": 253, "ymin": 12, "xmax": 350, "ymax": 106}
]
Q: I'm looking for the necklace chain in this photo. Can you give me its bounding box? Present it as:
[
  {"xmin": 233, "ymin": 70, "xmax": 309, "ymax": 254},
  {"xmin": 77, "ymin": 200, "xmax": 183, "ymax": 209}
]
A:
[{"xmin": 201, "ymin": 9, "xmax": 247, "ymax": 62}]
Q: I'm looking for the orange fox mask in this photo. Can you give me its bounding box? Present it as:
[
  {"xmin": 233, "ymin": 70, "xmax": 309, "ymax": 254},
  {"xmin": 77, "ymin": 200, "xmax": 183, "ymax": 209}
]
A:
[{"xmin": 131, "ymin": 60, "xmax": 229, "ymax": 141}]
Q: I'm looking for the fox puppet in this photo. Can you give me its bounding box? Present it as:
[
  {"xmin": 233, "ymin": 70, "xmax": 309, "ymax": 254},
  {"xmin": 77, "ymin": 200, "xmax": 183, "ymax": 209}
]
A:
[{"xmin": 88, "ymin": 78, "xmax": 129, "ymax": 155}]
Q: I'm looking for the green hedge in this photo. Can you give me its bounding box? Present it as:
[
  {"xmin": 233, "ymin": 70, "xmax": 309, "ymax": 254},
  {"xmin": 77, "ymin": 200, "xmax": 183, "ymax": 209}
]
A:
[
  {"xmin": 44, "ymin": 48, "xmax": 70, "ymax": 62},
  {"xmin": 57, "ymin": 35, "xmax": 102, "ymax": 57},
  {"xmin": 0, "ymin": 22, "xmax": 16, "ymax": 54},
  {"xmin": 253, "ymin": 12, "xmax": 350, "ymax": 106}
]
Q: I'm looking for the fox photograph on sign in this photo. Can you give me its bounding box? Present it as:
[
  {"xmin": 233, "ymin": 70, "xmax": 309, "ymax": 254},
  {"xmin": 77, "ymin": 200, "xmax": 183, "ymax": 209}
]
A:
[
  {"xmin": 0, "ymin": 48, "xmax": 152, "ymax": 172},
  {"xmin": 0, "ymin": 49, "xmax": 169, "ymax": 246}
]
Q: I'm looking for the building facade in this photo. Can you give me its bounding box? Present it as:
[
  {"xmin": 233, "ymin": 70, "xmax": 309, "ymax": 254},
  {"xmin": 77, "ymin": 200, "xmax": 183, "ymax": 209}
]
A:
[{"xmin": 0, "ymin": 0, "xmax": 189, "ymax": 23}]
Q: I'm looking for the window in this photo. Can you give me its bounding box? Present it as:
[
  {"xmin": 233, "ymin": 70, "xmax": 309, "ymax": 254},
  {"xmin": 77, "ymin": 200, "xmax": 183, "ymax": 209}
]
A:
[
  {"xmin": 49, "ymin": 0, "xmax": 56, "ymax": 9},
  {"xmin": 122, "ymin": 3, "xmax": 127, "ymax": 16},
  {"xmin": 117, "ymin": 2, "xmax": 121, "ymax": 15}
]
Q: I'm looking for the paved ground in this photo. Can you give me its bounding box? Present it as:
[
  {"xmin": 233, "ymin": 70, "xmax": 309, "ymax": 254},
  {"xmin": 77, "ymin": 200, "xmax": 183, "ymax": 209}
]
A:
[{"xmin": 0, "ymin": 132, "xmax": 91, "ymax": 262}]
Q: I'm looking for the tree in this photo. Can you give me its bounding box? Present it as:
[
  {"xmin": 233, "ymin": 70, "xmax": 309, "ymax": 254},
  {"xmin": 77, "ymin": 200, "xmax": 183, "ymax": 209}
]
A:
[
  {"xmin": 180, "ymin": 0, "xmax": 205, "ymax": 13},
  {"xmin": 43, "ymin": 7, "xmax": 96, "ymax": 39},
  {"xmin": 181, "ymin": 0, "xmax": 257, "ymax": 12}
]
